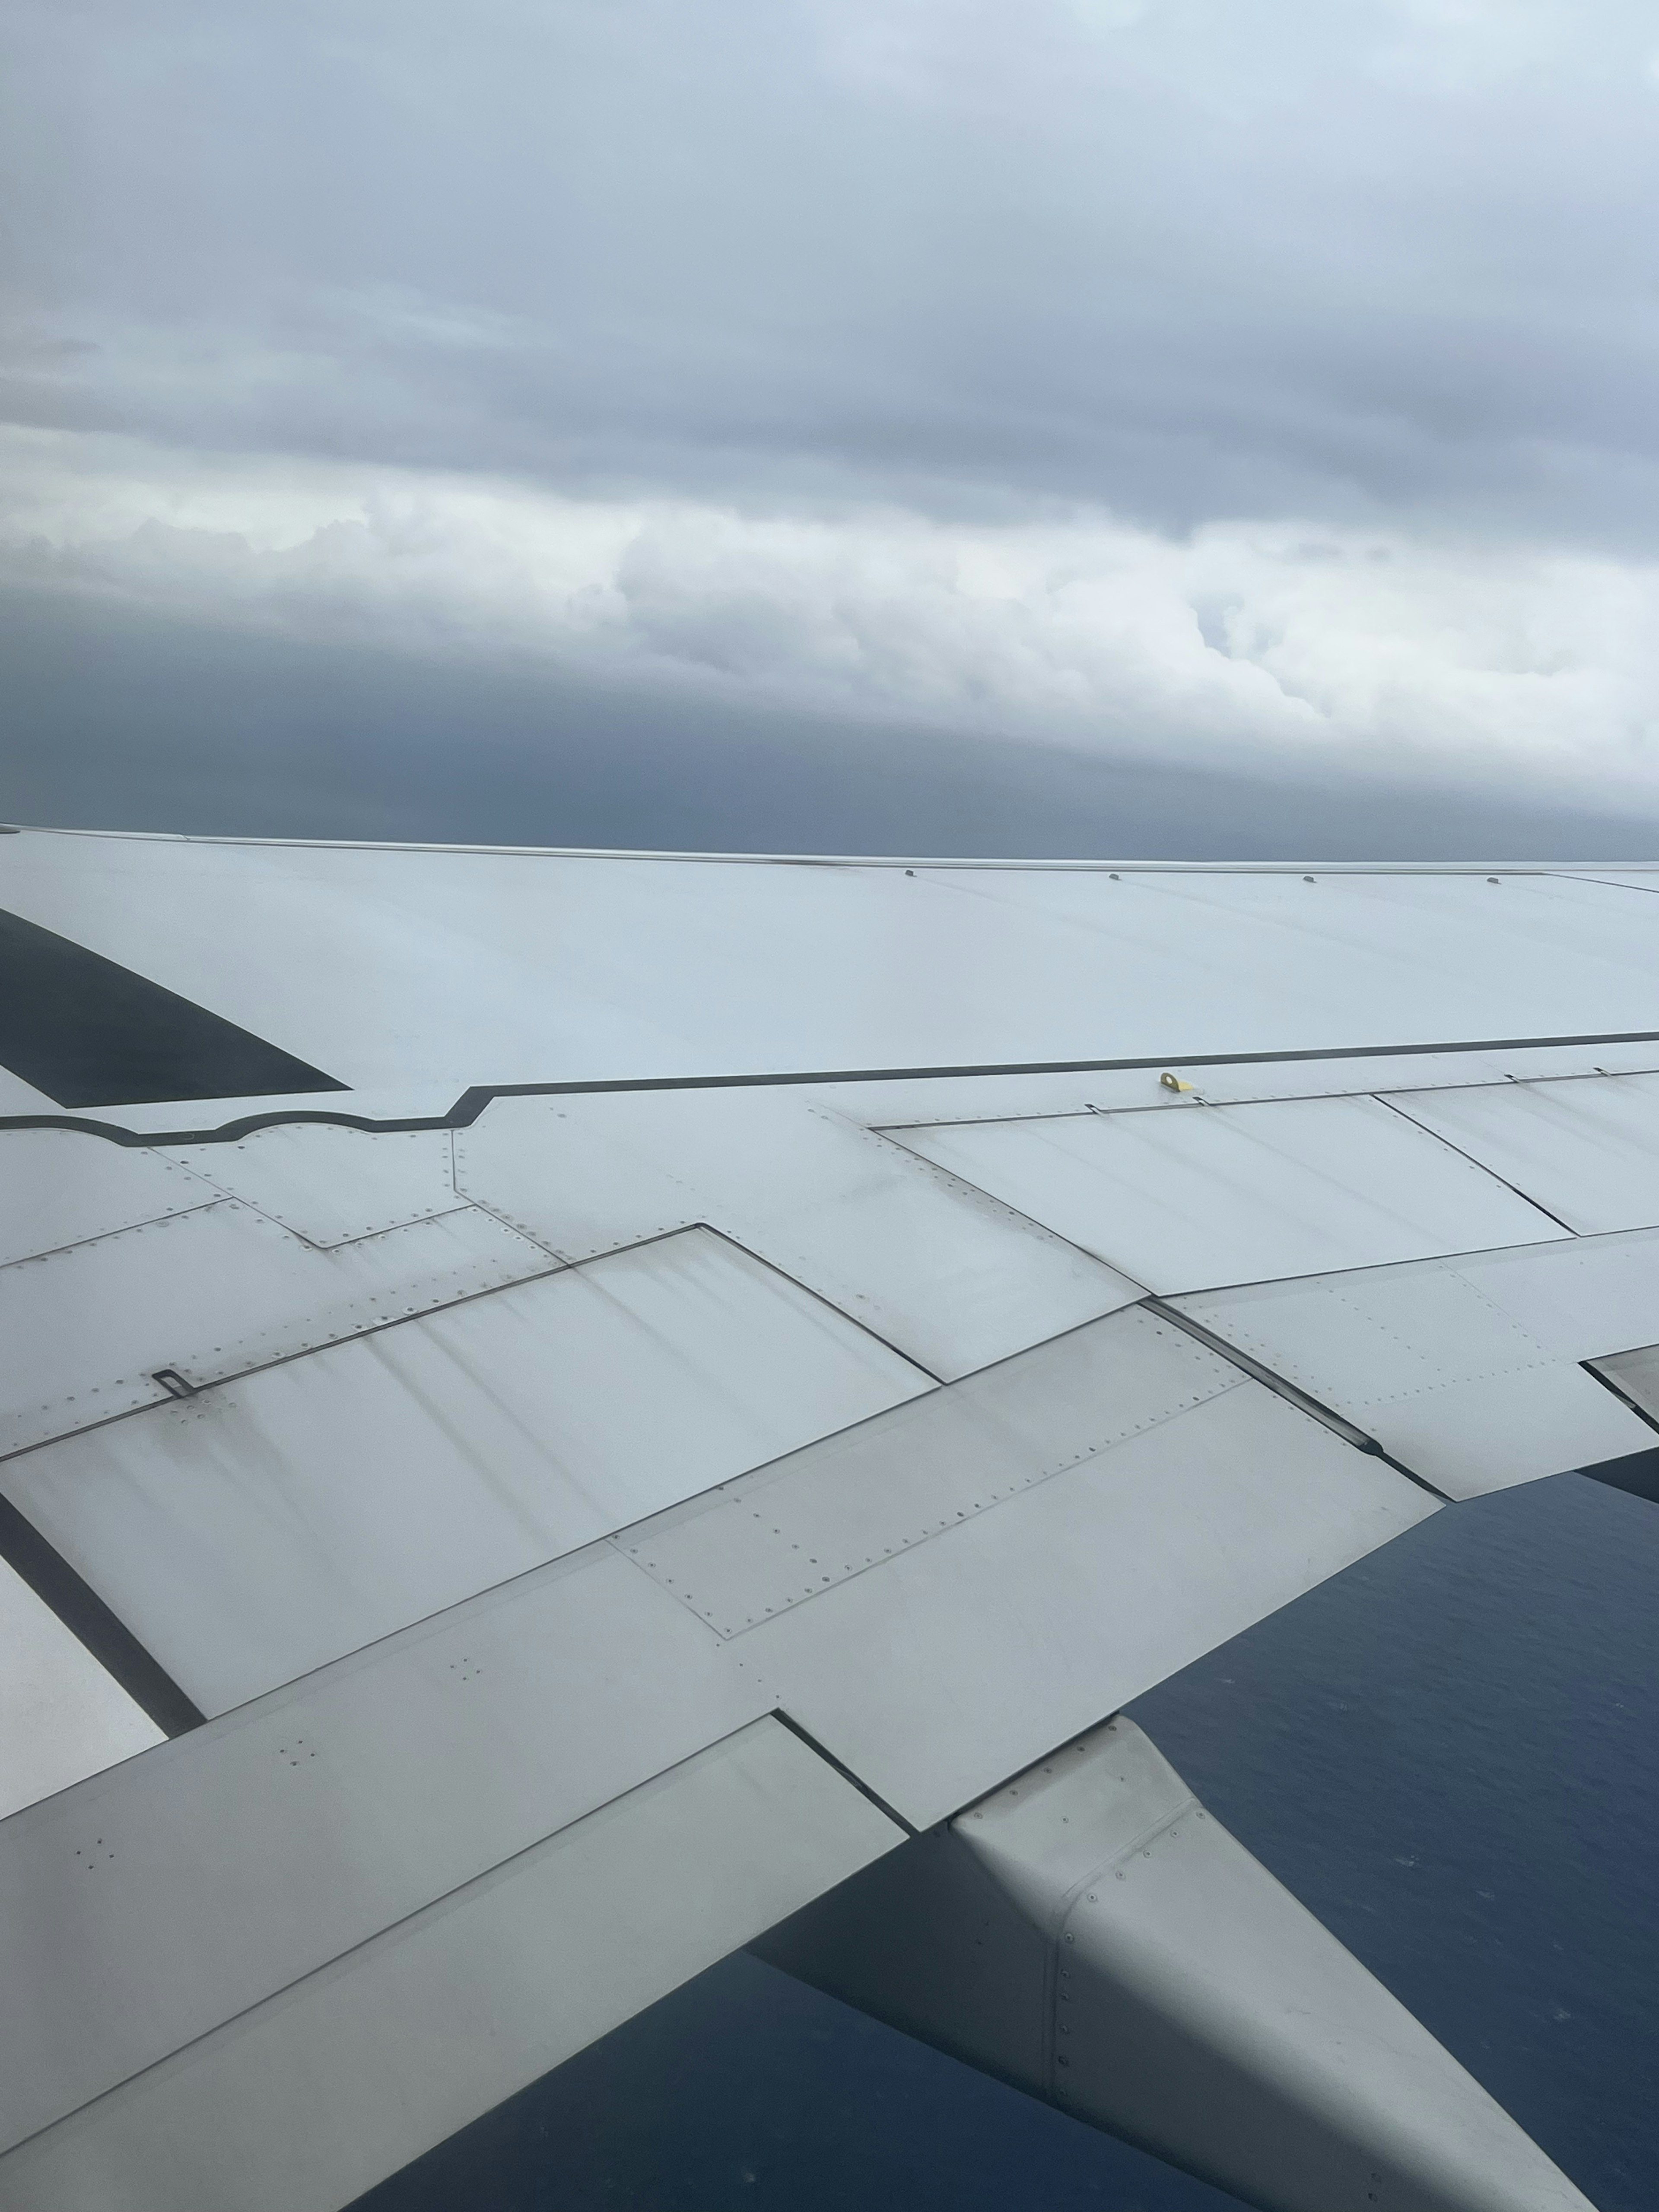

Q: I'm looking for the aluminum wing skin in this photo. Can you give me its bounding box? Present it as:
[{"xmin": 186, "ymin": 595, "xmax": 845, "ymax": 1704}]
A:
[{"xmin": 0, "ymin": 829, "xmax": 1653, "ymax": 2210}]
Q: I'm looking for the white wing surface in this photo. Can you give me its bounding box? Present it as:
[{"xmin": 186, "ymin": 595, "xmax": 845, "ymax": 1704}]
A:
[{"xmin": 1, "ymin": 828, "xmax": 1652, "ymax": 2210}]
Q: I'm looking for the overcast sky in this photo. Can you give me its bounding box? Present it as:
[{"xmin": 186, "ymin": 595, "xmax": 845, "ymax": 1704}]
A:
[{"xmin": 8, "ymin": 0, "xmax": 1659, "ymax": 835}]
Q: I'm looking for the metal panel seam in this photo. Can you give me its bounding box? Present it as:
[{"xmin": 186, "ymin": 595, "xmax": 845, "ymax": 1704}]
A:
[
  {"xmin": 0, "ymin": 1489, "xmax": 203, "ymax": 1736},
  {"xmin": 438, "ymin": 1186, "xmax": 568, "ymax": 1263},
  {"xmin": 1042, "ymin": 1794, "xmax": 1207, "ymax": 2102},
  {"xmin": 677, "ymin": 1223, "xmax": 949, "ymax": 1386},
  {"xmin": 435, "ymin": 1200, "xmax": 953, "ymax": 1389},
  {"xmin": 1319, "ymin": 1274, "xmax": 1553, "ymax": 1386},
  {"xmin": 193, "ymin": 1535, "xmax": 680, "ymax": 1725},
  {"xmin": 13, "ymin": 1027, "xmax": 1659, "ymax": 1148},
  {"xmin": 622, "ymin": 1353, "xmax": 1250, "ymax": 1641},
  {"xmin": 1144, "ymin": 1299, "xmax": 1452, "ymax": 1501},
  {"xmin": 0, "ymin": 1238, "xmax": 572, "ymax": 1468},
  {"xmin": 1371, "ymin": 1093, "xmax": 1580, "ymax": 1235},
  {"xmin": 1193, "ymin": 1277, "xmax": 1563, "ymax": 1403},
  {"xmin": 174, "ymin": 1194, "xmax": 491, "ymax": 1260},
  {"xmin": 769, "ymin": 1710, "xmax": 921, "ymax": 1837},
  {"xmin": 1178, "ymin": 1219, "xmax": 1640, "ymax": 1298},
  {"xmin": 0, "ymin": 1199, "xmax": 225, "ymax": 1276},
  {"xmin": 1557, "ymin": 873, "xmax": 1659, "ymax": 898},
  {"xmin": 861, "ymin": 1123, "xmax": 1154, "ymax": 1297},
  {"xmin": 1581, "ymin": 1360, "xmax": 1659, "ymax": 1437},
  {"xmin": 2, "ymin": 825, "xmax": 1608, "ymax": 865}
]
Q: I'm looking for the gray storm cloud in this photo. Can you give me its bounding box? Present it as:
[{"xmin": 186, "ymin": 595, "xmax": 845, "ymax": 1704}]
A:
[
  {"xmin": 10, "ymin": 0, "xmax": 1659, "ymax": 529},
  {"xmin": 6, "ymin": 0, "xmax": 1659, "ymax": 812}
]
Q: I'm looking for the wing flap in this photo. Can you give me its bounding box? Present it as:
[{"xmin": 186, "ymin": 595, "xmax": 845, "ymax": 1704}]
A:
[
  {"xmin": 0, "ymin": 1545, "xmax": 773, "ymax": 2152},
  {"xmin": 0, "ymin": 1716, "xmax": 901, "ymax": 2212},
  {"xmin": 4, "ymin": 1227, "xmax": 931, "ymax": 1714},
  {"xmin": 627, "ymin": 1310, "xmax": 1437, "ymax": 1829}
]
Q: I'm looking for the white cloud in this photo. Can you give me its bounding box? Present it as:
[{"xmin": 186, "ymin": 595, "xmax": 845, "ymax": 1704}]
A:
[{"xmin": 9, "ymin": 427, "xmax": 1659, "ymax": 807}]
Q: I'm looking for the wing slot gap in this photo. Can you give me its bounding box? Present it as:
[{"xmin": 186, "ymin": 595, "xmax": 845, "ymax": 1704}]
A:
[
  {"xmin": 1144, "ymin": 1299, "xmax": 1451, "ymax": 1503},
  {"xmin": 0, "ymin": 1492, "xmax": 206, "ymax": 1736}
]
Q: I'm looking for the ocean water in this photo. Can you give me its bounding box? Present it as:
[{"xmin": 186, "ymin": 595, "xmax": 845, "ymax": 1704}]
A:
[{"xmin": 359, "ymin": 1471, "xmax": 1659, "ymax": 2212}]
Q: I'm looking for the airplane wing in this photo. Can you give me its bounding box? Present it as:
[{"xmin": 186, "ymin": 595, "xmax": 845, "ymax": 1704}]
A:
[{"xmin": 1, "ymin": 827, "xmax": 1653, "ymax": 2211}]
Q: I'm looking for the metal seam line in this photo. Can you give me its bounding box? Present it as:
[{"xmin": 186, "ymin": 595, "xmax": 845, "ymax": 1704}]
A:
[
  {"xmin": 1141, "ymin": 1298, "xmax": 1453, "ymax": 1503},
  {"xmin": 9, "ymin": 823, "xmax": 1653, "ymax": 865},
  {"xmin": 768, "ymin": 1709, "xmax": 919, "ymax": 1837},
  {"xmin": 0, "ymin": 1490, "xmax": 205, "ymax": 1737},
  {"xmin": 0, "ymin": 1713, "xmax": 823, "ymax": 2165},
  {"xmin": 1580, "ymin": 1360, "xmax": 1659, "ymax": 1439},
  {"xmin": 6, "ymin": 1027, "xmax": 1659, "ymax": 1150},
  {"xmin": 1370, "ymin": 1094, "xmax": 1582, "ymax": 1236}
]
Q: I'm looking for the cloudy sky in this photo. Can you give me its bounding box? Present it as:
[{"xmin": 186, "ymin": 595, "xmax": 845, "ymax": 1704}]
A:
[{"xmin": 8, "ymin": 0, "xmax": 1659, "ymax": 840}]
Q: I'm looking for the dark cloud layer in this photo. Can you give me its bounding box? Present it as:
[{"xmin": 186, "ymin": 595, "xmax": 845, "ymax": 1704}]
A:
[
  {"xmin": 6, "ymin": 583, "xmax": 1655, "ymax": 859},
  {"xmin": 9, "ymin": 1, "xmax": 1659, "ymax": 540},
  {"xmin": 9, "ymin": 2, "xmax": 1659, "ymax": 806}
]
